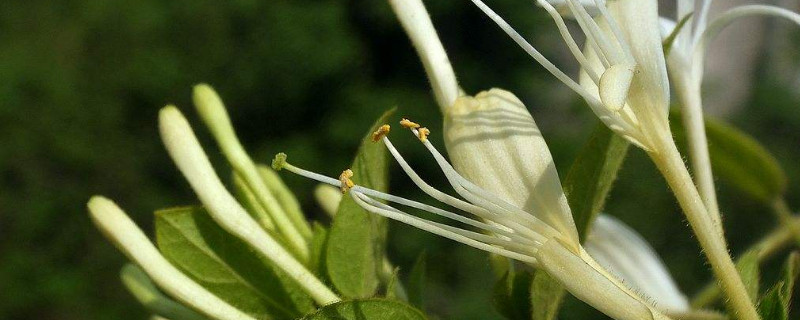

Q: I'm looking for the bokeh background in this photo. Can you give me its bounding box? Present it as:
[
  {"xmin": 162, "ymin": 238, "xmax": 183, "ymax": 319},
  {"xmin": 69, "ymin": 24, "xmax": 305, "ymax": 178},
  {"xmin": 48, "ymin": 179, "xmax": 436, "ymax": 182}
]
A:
[{"xmin": 2, "ymin": 0, "xmax": 800, "ymax": 319}]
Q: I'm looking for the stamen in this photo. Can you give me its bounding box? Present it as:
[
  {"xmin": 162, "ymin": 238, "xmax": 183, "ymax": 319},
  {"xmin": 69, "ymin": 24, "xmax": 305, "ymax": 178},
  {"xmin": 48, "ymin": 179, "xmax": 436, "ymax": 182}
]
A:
[
  {"xmin": 381, "ymin": 136, "xmax": 544, "ymax": 241},
  {"xmin": 356, "ymin": 189, "xmax": 539, "ymax": 248},
  {"xmin": 279, "ymin": 158, "xmax": 549, "ymax": 247},
  {"xmin": 536, "ymin": 0, "xmax": 601, "ymax": 83},
  {"xmin": 339, "ymin": 169, "xmax": 355, "ymax": 194},
  {"xmin": 565, "ymin": 0, "xmax": 622, "ymax": 66},
  {"xmin": 272, "ymin": 152, "xmax": 287, "ymax": 171},
  {"xmin": 351, "ymin": 191, "xmax": 538, "ymax": 264},
  {"xmin": 371, "ymin": 124, "xmax": 391, "ymax": 142},
  {"xmin": 467, "ymin": 0, "xmax": 601, "ymax": 106},
  {"xmin": 400, "ymin": 118, "xmax": 421, "ymax": 129},
  {"xmin": 406, "ymin": 128, "xmax": 560, "ymax": 239},
  {"xmin": 417, "ymin": 127, "xmax": 430, "ymax": 142}
]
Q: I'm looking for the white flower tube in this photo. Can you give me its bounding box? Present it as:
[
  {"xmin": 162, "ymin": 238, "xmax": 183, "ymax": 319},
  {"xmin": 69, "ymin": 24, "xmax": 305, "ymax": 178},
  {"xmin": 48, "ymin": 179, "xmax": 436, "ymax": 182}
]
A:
[
  {"xmin": 585, "ymin": 215, "xmax": 690, "ymax": 314},
  {"xmin": 159, "ymin": 106, "xmax": 339, "ymax": 306},
  {"xmin": 87, "ymin": 196, "xmax": 255, "ymax": 320}
]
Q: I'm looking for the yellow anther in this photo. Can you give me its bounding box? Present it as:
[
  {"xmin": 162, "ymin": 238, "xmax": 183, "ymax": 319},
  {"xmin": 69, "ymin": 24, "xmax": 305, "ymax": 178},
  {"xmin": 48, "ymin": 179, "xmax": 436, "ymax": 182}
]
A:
[
  {"xmin": 339, "ymin": 169, "xmax": 355, "ymax": 194},
  {"xmin": 417, "ymin": 127, "xmax": 430, "ymax": 142},
  {"xmin": 371, "ymin": 124, "xmax": 391, "ymax": 142},
  {"xmin": 400, "ymin": 118, "xmax": 421, "ymax": 129}
]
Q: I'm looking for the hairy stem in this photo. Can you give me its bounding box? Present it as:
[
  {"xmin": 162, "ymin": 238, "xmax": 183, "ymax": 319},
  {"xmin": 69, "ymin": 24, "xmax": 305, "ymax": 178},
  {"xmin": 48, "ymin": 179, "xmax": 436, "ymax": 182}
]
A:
[
  {"xmin": 649, "ymin": 136, "xmax": 759, "ymax": 320},
  {"xmin": 675, "ymin": 79, "xmax": 724, "ymax": 238},
  {"xmin": 692, "ymin": 214, "xmax": 800, "ymax": 307}
]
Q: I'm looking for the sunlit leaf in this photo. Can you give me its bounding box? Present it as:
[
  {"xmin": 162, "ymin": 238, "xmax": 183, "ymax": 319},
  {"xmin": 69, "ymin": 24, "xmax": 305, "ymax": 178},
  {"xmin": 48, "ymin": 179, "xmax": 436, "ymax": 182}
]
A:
[
  {"xmin": 326, "ymin": 109, "xmax": 394, "ymax": 298},
  {"xmin": 155, "ymin": 206, "xmax": 314, "ymax": 319},
  {"xmin": 735, "ymin": 250, "xmax": 760, "ymax": 303},
  {"xmin": 778, "ymin": 252, "xmax": 799, "ymax": 311},
  {"xmin": 759, "ymin": 284, "xmax": 787, "ymax": 320},
  {"xmin": 301, "ymin": 299, "xmax": 426, "ymax": 320}
]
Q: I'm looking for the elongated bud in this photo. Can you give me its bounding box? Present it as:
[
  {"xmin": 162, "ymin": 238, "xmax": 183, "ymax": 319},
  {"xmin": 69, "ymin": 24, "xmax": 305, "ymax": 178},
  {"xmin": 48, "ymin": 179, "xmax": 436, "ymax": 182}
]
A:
[
  {"xmin": 314, "ymin": 184, "xmax": 342, "ymax": 217},
  {"xmin": 443, "ymin": 88, "xmax": 579, "ymax": 246},
  {"xmin": 87, "ymin": 196, "xmax": 256, "ymax": 320}
]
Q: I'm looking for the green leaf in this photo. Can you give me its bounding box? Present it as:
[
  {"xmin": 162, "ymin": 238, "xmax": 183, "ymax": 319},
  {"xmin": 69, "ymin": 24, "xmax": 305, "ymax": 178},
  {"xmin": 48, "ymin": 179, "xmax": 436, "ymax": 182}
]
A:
[
  {"xmin": 385, "ymin": 267, "xmax": 401, "ymax": 300},
  {"xmin": 492, "ymin": 270, "xmax": 533, "ymax": 320},
  {"xmin": 563, "ymin": 123, "xmax": 630, "ymax": 240},
  {"xmin": 778, "ymin": 252, "xmax": 799, "ymax": 309},
  {"xmin": 735, "ymin": 250, "xmax": 760, "ymax": 303},
  {"xmin": 326, "ymin": 108, "xmax": 395, "ymax": 298},
  {"xmin": 301, "ymin": 299, "xmax": 427, "ymax": 320},
  {"xmin": 407, "ymin": 252, "xmax": 427, "ymax": 310},
  {"xmin": 155, "ymin": 206, "xmax": 314, "ymax": 319},
  {"xmin": 119, "ymin": 264, "xmax": 208, "ymax": 320},
  {"xmin": 670, "ymin": 109, "xmax": 787, "ymax": 202},
  {"xmin": 758, "ymin": 284, "xmax": 787, "ymax": 320},
  {"xmin": 530, "ymin": 271, "xmax": 566, "ymax": 320},
  {"xmin": 663, "ymin": 12, "xmax": 694, "ymax": 56},
  {"xmin": 309, "ymin": 222, "xmax": 330, "ymax": 278}
]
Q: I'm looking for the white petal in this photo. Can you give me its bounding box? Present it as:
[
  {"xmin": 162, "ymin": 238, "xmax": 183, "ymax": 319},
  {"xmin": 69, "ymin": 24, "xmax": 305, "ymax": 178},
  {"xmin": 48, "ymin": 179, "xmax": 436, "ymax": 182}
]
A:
[
  {"xmin": 585, "ymin": 215, "xmax": 690, "ymax": 313},
  {"xmin": 608, "ymin": 0, "xmax": 671, "ymax": 121},
  {"xmin": 443, "ymin": 89, "xmax": 579, "ymax": 245}
]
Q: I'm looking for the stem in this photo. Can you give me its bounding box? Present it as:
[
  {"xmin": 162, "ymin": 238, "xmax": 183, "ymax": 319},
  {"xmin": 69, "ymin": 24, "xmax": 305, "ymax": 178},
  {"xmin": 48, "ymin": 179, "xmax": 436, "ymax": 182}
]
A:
[
  {"xmin": 771, "ymin": 198, "xmax": 800, "ymax": 246},
  {"xmin": 649, "ymin": 136, "xmax": 759, "ymax": 320},
  {"xmin": 692, "ymin": 214, "xmax": 800, "ymax": 307},
  {"xmin": 675, "ymin": 76, "xmax": 724, "ymax": 238}
]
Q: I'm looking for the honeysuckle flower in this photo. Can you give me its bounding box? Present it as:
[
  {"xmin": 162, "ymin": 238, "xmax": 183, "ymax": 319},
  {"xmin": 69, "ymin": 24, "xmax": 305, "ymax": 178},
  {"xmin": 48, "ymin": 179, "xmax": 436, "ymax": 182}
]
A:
[
  {"xmin": 469, "ymin": 0, "xmax": 671, "ymax": 151},
  {"xmin": 586, "ymin": 215, "xmax": 690, "ymax": 314},
  {"xmin": 660, "ymin": 0, "xmax": 800, "ymax": 237},
  {"xmin": 273, "ymin": 118, "xmax": 670, "ymax": 320},
  {"xmin": 464, "ymin": 2, "xmax": 761, "ymax": 317}
]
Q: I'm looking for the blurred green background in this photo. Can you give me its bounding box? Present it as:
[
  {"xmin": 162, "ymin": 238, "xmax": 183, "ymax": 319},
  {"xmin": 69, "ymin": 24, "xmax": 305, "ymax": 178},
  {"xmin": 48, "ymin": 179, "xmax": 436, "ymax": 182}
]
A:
[{"xmin": 2, "ymin": 0, "xmax": 799, "ymax": 319}]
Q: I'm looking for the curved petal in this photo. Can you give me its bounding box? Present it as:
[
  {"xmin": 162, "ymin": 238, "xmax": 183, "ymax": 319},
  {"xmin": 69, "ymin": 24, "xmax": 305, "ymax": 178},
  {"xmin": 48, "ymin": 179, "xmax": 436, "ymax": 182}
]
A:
[
  {"xmin": 692, "ymin": 5, "xmax": 800, "ymax": 84},
  {"xmin": 585, "ymin": 215, "xmax": 690, "ymax": 313}
]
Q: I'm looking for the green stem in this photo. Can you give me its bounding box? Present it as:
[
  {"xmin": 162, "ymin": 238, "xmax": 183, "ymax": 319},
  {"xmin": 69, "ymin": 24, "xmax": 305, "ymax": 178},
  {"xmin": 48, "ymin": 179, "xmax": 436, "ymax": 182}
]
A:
[
  {"xmin": 675, "ymin": 80, "xmax": 724, "ymax": 238},
  {"xmin": 771, "ymin": 198, "xmax": 800, "ymax": 246},
  {"xmin": 692, "ymin": 214, "xmax": 800, "ymax": 308},
  {"xmin": 649, "ymin": 136, "xmax": 759, "ymax": 320}
]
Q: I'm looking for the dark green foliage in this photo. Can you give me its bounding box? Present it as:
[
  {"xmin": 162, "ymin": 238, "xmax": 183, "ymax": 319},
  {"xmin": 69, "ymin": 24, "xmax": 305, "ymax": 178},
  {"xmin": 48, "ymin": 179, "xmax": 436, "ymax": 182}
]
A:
[
  {"xmin": 325, "ymin": 109, "xmax": 393, "ymax": 298},
  {"xmin": 155, "ymin": 206, "xmax": 314, "ymax": 319},
  {"xmin": 301, "ymin": 299, "xmax": 426, "ymax": 320}
]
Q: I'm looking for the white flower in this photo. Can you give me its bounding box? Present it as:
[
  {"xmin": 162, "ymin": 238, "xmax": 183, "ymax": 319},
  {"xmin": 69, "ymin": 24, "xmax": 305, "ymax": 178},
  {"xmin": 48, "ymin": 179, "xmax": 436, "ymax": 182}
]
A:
[
  {"xmin": 660, "ymin": 0, "xmax": 800, "ymax": 236},
  {"xmin": 468, "ymin": 0, "xmax": 671, "ymax": 151},
  {"xmin": 586, "ymin": 215, "xmax": 690, "ymax": 314},
  {"xmin": 661, "ymin": 0, "xmax": 800, "ymax": 93}
]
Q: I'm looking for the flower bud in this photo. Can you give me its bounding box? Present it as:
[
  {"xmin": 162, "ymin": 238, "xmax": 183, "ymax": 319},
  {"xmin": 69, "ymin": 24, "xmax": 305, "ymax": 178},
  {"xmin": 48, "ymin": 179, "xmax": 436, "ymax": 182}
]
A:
[{"xmin": 443, "ymin": 88, "xmax": 579, "ymax": 245}]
